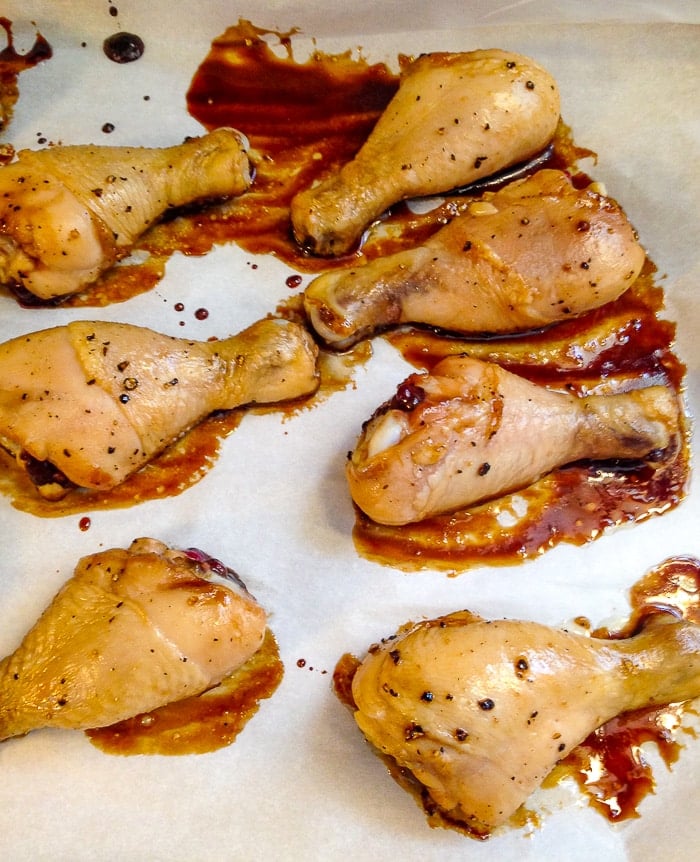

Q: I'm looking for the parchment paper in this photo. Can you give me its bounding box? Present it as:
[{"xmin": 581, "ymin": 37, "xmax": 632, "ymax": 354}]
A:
[{"xmin": 0, "ymin": 3, "xmax": 698, "ymax": 861}]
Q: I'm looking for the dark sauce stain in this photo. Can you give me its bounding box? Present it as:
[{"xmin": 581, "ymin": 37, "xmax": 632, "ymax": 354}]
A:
[
  {"xmin": 0, "ymin": 17, "xmax": 52, "ymax": 133},
  {"xmin": 103, "ymin": 31, "xmax": 145, "ymax": 64},
  {"xmin": 185, "ymin": 19, "xmax": 400, "ymax": 271},
  {"xmin": 334, "ymin": 557, "xmax": 700, "ymax": 834}
]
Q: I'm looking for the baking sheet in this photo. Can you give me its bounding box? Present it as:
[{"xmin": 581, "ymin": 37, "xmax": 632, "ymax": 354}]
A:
[{"xmin": 1, "ymin": 2, "xmax": 699, "ymax": 860}]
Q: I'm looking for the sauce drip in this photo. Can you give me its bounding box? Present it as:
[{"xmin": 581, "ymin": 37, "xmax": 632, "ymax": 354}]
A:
[
  {"xmin": 0, "ymin": 18, "xmax": 52, "ymax": 134},
  {"xmin": 334, "ymin": 556, "xmax": 700, "ymax": 832},
  {"xmin": 87, "ymin": 628, "xmax": 283, "ymax": 755},
  {"xmin": 102, "ymin": 31, "xmax": 145, "ymax": 64}
]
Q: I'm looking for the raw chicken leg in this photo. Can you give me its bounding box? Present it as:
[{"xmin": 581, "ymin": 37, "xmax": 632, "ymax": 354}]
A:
[
  {"xmin": 304, "ymin": 170, "xmax": 645, "ymax": 348},
  {"xmin": 0, "ymin": 538, "xmax": 268, "ymax": 740},
  {"xmin": 351, "ymin": 609, "xmax": 700, "ymax": 835},
  {"xmin": 291, "ymin": 49, "xmax": 560, "ymax": 256},
  {"xmin": 347, "ymin": 355, "xmax": 679, "ymax": 525},
  {"xmin": 0, "ymin": 128, "xmax": 251, "ymax": 299},
  {"xmin": 0, "ymin": 317, "xmax": 319, "ymax": 497}
]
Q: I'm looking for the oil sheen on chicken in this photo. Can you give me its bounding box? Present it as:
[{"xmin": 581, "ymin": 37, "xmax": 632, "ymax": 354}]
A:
[
  {"xmin": 304, "ymin": 170, "xmax": 645, "ymax": 349},
  {"xmin": 351, "ymin": 609, "xmax": 700, "ymax": 835},
  {"xmin": 0, "ymin": 317, "xmax": 319, "ymax": 497},
  {"xmin": 347, "ymin": 355, "xmax": 680, "ymax": 525},
  {"xmin": 291, "ymin": 49, "xmax": 560, "ymax": 256},
  {"xmin": 0, "ymin": 538, "xmax": 268, "ymax": 740},
  {"xmin": 0, "ymin": 128, "xmax": 251, "ymax": 299}
]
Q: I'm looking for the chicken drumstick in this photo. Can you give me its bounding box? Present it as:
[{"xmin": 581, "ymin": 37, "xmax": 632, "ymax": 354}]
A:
[
  {"xmin": 304, "ymin": 170, "xmax": 645, "ymax": 349},
  {"xmin": 351, "ymin": 609, "xmax": 700, "ymax": 835},
  {"xmin": 291, "ymin": 49, "xmax": 560, "ymax": 256},
  {"xmin": 347, "ymin": 355, "xmax": 679, "ymax": 525},
  {"xmin": 0, "ymin": 317, "xmax": 319, "ymax": 497},
  {"xmin": 0, "ymin": 127, "xmax": 251, "ymax": 299},
  {"xmin": 0, "ymin": 538, "xmax": 267, "ymax": 740}
]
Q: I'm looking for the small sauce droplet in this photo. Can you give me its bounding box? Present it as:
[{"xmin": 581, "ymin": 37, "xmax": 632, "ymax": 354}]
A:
[
  {"xmin": 78, "ymin": 516, "xmax": 91, "ymax": 531},
  {"xmin": 285, "ymin": 274, "xmax": 303, "ymax": 289},
  {"xmin": 174, "ymin": 302, "xmax": 185, "ymax": 312},
  {"xmin": 194, "ymin": 307, "xmax": 209, "ymax": 320},
  {"xmin": 102, "ymin": 122, "xmax": 115, "ymax": 134},
  {"xmin": 103, "ymin": 32, "xmax": 145, "ymax": 64}
]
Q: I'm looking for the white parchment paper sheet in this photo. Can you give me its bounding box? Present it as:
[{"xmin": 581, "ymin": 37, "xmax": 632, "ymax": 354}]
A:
[{"xmin": 0, "ymin": 3, "xmax": 698, "ymax": 860}]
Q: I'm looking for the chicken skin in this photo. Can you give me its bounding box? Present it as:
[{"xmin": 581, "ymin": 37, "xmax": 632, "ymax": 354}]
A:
[
  {"xmin": 347, "ymin": 355, "xmax": 679, "ymax": 525},
  {"xmin": 0, "ymin": 128, "xmax": 251, "ymax": 299},
  {"xmin": 304, "ymin": 170, "xmax": 645, "ymax": 349},
  {"xmin": 290, "ymin": 49, "xmax": 560, "ymax": 256},
  {"xmin": 351, "ymin": 609, "xmax": 700, "ymax": 835},
  {"xmin": 0, "ymin": 538, "xmax": 267, "ymax": 740},
  {"xmin": 0, "ymin": 317, "xmax": 319, "ymax": 497}
]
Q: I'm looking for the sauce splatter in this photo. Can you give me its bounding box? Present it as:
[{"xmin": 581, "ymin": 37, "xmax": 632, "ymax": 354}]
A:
[
  {"xmin": 87, "ymin": 628, "xmax": 283, "ymax": 755},
  {"xmin": 0, "ymin": 17, "xmax": 52, "ymax": 134},
  {"xmin": 334, "ymin": 556, "xmax": 700, "ymax": 833}
]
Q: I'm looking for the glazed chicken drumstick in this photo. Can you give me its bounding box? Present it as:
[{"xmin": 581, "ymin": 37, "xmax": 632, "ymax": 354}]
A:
[
  {"xmin": 0, "ymin": 317, "xmax": 319, "ymax": 498},
  {"xmin": 351, "ymin": 609, "xmax": 700, "ymax": 835},
  {"xmin": 0, "ymin": 538, "xmax": 268, "ymax": 740},
  {"xmin": 347, "ymin": 355, "xmax": 679, "ymax": 525},
  {"xmin": 290, "ymin": 49, "xmax": 560, "ymax": 256},
  {"xmin": 0, "ymin": 127, "xmax": 251, "ymax": 299},
  {"xmin": 304, "ymin": 170, "xmax": 645, "ymax": 349}
]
